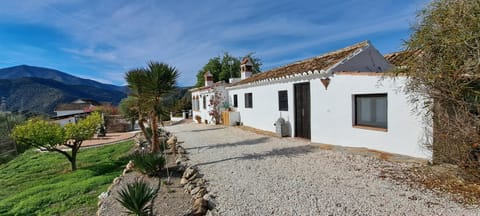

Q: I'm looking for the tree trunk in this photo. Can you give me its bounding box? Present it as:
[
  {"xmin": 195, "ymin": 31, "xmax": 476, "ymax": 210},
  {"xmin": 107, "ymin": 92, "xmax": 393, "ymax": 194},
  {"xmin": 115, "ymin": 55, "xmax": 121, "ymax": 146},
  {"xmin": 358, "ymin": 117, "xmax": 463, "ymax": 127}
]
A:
[
  {"xmin": 53, "ymin": 148, "xmax": 76, "ymax": 171},
  {"xmin": 70, "ymin": 145, "xmax": 79, "ymax": 171},
  {"xmin": 70, "ymin": 153, "xmax": 77, "ymax": 171},
  {"xmin": 138, "ymin": 117, "xmax": 153, "ymax": 147},
  {"xmin": 151, "ymin": 113, "xmax": 160, "ymax": 153}
]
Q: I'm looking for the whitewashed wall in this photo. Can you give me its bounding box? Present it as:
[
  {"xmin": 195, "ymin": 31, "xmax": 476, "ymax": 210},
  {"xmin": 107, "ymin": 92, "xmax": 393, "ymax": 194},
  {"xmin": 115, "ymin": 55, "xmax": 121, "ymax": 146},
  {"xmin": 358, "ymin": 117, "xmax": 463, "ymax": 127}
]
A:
[
  {"xmin": 229, "ymin": 81, "xmax": 298, "ymax": 136},
  {"xmin": 55, "ymin": 110, "xmax": 84, "ymax": 117},
  {"xmin": 311, "ymin": 74, "xmax": 430, "ymax": 159},
  {"xmin": 228, "ymin": 74, "xmax": 431, "ymax": 159},
  {"xmin": 191, "ymin": 85, "xmax": 228, "ymax": 124},
  {"xmin": 192, "ymin": 90, "xmax": 214, "ymax": 124},
  {"xmin": 53, "ymin": 116, "xmax": 76, "ymax": 127}
]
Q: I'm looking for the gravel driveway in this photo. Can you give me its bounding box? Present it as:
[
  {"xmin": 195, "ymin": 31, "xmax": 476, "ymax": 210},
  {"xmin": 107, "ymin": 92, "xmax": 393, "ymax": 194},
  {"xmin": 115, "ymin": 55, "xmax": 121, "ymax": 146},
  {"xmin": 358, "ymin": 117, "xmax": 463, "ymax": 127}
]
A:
[{"xmin": 167, "ymin": 123, "xmax": 478, "ymax": 216}]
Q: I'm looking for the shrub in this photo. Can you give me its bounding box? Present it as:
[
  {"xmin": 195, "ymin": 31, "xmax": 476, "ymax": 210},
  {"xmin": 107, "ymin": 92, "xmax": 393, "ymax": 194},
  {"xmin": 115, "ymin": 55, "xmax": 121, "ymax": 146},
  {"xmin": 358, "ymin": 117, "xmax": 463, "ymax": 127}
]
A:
[
  {"xmin": 130, "ymin": 152, "xmax": 165, "ymax": 176},
  {"xmin": 400, "ymin": 0, "xmax": 480, "ymax": 166},
  {"xmin": 116, "ymin": 180, "xmax": 157, "ymax": 216}
]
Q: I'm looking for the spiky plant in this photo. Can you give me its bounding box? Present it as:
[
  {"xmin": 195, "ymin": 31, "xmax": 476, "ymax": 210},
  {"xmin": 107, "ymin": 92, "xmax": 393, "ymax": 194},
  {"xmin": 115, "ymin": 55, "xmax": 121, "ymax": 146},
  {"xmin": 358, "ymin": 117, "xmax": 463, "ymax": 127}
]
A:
[
  {"xmin": 116, "ymin": 180, "xmax": 157, "ymax": 216},
  {"xmin": 130, "ymin": 152, "xmax": 165, "ymax": 176}
]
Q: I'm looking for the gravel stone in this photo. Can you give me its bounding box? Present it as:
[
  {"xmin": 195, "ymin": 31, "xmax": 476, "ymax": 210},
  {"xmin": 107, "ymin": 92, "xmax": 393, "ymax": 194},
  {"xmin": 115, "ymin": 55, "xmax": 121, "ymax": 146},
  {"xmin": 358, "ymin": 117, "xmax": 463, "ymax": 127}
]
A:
[{"xmin": 167, "ymin": 123, "xmax": 479, "ymax": 216}]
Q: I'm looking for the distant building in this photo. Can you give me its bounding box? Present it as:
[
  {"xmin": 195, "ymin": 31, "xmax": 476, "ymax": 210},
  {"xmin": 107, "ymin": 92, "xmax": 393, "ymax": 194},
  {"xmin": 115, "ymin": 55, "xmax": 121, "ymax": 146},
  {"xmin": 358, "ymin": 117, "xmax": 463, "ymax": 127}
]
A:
[
  {"xmin": 53, "ymin": 99, "xmax": 100, "ymax": 126},
  {"xmin": 54, "ymin": 99, "xmax": 100, "ymax": 117}
]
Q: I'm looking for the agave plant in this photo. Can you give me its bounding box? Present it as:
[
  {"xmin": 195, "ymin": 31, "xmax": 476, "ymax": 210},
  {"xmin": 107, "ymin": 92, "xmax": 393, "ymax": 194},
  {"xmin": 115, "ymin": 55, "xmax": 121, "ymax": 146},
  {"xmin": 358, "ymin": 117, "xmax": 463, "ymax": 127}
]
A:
[
  {"xmin": 116, "ymin": 180, "xmax": 157, "ymax": 216},
  {"xmin": 130, "ymin": 152, "xmax": 166, "ymax": 176}
]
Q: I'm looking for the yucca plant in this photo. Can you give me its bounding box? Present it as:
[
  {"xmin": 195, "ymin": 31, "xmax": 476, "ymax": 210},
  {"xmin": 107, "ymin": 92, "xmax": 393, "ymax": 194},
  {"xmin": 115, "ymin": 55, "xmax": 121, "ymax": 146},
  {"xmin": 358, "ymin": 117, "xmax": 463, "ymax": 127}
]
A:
[
  {"xmin": 130, "ymin": 152, "xmax": 165, "ymax": 176},
  {"xmin": 116, "ymin": 180, "xmax": 157, "ymax": 216}
]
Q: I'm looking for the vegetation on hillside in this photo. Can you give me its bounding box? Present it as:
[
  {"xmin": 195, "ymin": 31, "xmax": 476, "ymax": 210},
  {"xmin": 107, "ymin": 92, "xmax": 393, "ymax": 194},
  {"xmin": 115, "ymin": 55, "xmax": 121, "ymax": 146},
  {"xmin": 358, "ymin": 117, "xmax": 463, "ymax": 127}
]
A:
[
  {"xmin": 0, "ymin": 113, "xmax": 25, "ymax": 164},
  {"xmin": 0, "ymin": 140, "xmax": 132, "ymax": 215},
  {"xmin": 399, "ymin": 0, "xmax": 480, "ymax": 166},
  {"xmin": 195, "ymin": 52, "xmax": 262, "ymax": 87}
]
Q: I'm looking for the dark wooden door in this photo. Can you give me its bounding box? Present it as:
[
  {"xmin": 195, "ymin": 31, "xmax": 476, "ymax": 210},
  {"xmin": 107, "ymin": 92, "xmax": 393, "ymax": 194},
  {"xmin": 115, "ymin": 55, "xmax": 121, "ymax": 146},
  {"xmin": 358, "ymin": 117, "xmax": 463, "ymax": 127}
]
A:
[{"xmin": 294, "ymin": 82, "xmax": 311, "ymax": 139}]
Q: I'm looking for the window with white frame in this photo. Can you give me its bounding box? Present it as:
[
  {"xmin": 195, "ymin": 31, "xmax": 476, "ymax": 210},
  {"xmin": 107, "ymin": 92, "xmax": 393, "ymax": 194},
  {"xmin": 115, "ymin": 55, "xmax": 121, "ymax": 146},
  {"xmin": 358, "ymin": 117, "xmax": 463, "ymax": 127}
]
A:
[{"xmin": 354, "ymin": 94, "xmax": 387, "ymax": 129}]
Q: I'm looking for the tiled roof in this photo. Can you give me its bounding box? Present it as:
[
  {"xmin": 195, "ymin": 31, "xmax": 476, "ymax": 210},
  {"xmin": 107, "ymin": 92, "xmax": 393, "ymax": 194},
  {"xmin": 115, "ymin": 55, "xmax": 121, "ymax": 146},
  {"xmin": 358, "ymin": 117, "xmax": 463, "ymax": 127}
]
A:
[
  {"xmin": 231, "ymin": 41, "xmax": 370, "ymax": 86},
  {"xmin": 189, "ymin": 81, "xmax": 228, "ymax": 92},
  {"xmin": 55, "ymin": 103, "xmax": 92, "ymax": 111},
  {"xmin": 384, "ymin": 50, "xmax": 421, "ymax": 67}
]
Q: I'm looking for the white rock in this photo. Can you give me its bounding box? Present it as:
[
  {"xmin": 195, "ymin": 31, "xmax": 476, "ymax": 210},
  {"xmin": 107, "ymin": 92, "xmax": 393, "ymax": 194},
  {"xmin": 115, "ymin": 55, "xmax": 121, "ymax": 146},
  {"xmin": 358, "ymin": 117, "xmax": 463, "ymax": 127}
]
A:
[{"xmin": 98, "ymin": 191, "xmax": 109, "ymax": 200}]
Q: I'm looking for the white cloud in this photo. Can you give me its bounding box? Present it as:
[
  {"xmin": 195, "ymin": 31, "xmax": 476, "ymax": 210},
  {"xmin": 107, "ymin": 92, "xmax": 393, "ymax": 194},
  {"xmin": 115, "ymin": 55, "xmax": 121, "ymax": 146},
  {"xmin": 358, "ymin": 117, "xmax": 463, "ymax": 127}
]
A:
[{"xmin": 0, "ymin": 0, "xmax": 431, "ymax": 86}]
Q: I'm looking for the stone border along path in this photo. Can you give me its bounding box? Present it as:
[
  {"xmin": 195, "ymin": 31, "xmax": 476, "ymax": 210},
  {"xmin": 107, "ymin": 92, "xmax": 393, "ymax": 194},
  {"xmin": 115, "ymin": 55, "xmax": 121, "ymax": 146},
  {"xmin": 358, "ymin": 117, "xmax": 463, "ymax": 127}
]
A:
[{"xmin": 166, "ymin": 122, "xmax": 479, "ymax": 216}]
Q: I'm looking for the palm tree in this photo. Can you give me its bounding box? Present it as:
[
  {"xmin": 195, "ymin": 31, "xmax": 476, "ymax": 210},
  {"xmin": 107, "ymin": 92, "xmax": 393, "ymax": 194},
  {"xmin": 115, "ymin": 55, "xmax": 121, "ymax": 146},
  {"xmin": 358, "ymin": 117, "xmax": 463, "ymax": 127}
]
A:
[{"xmin": 125, "ymin": 62, "xmax": 179, "ymax": 153}]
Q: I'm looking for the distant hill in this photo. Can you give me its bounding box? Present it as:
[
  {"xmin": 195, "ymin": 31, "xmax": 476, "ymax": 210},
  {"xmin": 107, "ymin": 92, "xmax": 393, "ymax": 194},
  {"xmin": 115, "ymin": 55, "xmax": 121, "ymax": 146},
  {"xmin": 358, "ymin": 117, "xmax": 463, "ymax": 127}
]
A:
[
  {"xmin": 0, "ymin": 65, "xmax": 127, "ymax": 93},
  {"xmin": 0, "ymin": 77, "xmax": 126, "ymax": 115}
]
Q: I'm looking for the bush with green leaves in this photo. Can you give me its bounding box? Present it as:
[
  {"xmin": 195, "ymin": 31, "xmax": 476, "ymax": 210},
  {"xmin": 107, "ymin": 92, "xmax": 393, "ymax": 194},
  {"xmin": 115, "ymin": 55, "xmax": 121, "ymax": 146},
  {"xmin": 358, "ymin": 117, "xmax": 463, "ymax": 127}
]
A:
[
  {"xmin": 116, "ymin": 180, "xmax": 157, "ymax": 216},
  {"xmin": 130, "ymin": 152, "xmax": 165, "ymax": 176},
  {"xmin": 11, "ymin": 112, "xmax": 103, "ymax": 171},
  {"xmin": 399, "ymin": 0, "xmax": 480, "ymax": 165}
]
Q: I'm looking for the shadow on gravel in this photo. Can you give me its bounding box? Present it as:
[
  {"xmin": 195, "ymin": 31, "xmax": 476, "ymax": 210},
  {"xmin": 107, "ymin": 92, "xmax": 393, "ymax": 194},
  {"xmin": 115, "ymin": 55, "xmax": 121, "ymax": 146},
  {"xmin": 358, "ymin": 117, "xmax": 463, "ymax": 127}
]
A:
[
  {"xmin": 195, "ymin": 145, "xmax": 317, "ymax": 167},
  {"xmin": 185, "ymin": 137, "xmax": 270, "ymax": 151},
  {"xmin": 240, "ymin": 145, "xmax": 317, "ymax": 160},
  {"xmin": 190, "ymin": 127, "xmax": 226, "ymax": 132}
]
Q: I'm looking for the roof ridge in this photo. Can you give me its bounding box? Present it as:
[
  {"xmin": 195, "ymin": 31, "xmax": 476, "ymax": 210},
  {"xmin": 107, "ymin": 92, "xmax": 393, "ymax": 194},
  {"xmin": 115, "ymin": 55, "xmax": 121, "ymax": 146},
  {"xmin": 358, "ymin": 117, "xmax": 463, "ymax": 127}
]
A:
[
  {"xmin": 228, "ymin": 40, "xmax": 371, "ymax": 87},
  {"xmin": 266, "ymin": 40, "xmax": 370, "ymax": 73}
]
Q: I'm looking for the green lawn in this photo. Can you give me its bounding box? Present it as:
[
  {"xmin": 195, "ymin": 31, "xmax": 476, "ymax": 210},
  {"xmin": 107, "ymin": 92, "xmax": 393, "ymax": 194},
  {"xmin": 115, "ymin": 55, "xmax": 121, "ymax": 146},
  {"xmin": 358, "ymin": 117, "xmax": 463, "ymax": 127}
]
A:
[{"xmin": 0, "ymin": 140, "xmax": 133, "ymax": 216}]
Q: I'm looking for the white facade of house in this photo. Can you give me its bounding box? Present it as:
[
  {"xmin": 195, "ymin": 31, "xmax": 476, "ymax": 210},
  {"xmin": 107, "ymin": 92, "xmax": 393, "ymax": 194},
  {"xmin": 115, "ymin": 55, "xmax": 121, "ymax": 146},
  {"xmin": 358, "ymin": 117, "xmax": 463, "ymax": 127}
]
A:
[
  {"xmin": 55, "ymin": 110, "xmax": 85, "ymax": 117},
  {"xmin": 190, "ymin": 41, "xmax": 431, "ymax": 159},
  {"xmin": 191, "ymin": 85, "xmax": 228, "ymax": 124},
  {"xmin": 53, "ymin": 116, "xmax": 77, "ymax": 127},
  {"xmin": 228, "ymin": 75, "xmax": 430, "ymax": 159}
]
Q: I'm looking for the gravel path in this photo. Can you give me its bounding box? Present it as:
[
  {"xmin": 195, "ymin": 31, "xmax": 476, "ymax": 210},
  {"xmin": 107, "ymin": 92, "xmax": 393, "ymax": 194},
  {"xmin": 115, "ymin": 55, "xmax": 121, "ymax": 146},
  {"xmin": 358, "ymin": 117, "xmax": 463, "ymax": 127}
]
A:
[{"xmin": 167, "ymin": 123, "xmax": 478, "ymax": 216}]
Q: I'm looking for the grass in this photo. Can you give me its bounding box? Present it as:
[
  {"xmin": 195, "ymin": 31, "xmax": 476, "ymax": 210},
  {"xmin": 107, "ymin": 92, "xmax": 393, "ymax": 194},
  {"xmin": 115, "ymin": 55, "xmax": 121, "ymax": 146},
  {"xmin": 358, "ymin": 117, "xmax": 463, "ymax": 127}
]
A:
[{"xmin": 0, "ymin": 140, "xmax": 133, "ymax": 216}]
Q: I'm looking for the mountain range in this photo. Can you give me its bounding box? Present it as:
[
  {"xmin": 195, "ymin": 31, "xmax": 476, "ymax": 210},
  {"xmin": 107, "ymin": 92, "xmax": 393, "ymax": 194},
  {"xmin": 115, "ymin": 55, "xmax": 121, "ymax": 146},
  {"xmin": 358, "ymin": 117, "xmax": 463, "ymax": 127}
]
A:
[{"xmin": 0, "ymin": 65, "xmax": 127, "ymax": 115}]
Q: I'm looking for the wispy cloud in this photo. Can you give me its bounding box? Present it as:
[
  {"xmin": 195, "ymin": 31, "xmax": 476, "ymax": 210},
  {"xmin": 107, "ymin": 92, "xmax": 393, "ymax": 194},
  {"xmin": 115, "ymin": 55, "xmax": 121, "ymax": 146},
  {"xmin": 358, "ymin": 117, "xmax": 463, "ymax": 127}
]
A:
[{"xmin": 0, "ymin": 0, "xmax": 430, "ymax": 86}]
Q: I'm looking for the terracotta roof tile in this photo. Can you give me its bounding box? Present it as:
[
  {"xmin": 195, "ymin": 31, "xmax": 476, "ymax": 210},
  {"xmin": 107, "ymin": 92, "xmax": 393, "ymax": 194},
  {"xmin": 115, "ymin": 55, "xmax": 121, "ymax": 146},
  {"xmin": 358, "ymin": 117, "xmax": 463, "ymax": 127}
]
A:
[
  {"xmin": 384, "ymin": 50, "xmax": 421, "ymax": 67},
  {"xmin": 189, "ymin": 81, "xmax": 228, "ymax": 92},
  {"xmin": 231, "ymin": 41, "xmax": 370, "ymax": 86}
]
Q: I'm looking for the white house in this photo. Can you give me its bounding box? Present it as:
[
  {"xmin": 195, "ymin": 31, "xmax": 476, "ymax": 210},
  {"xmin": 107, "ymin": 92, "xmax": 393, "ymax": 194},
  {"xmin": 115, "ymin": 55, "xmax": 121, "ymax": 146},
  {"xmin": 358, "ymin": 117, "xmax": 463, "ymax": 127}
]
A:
[
  {"xmin": 223, "ymin": 41, "xmax": 431, "ymax": 159},
  {"xmin": 54, "ymin": 99, "xmax": 100, "ymax": 117},
  {"xmin": 190, "ymin": 71, "xmax": 229, "ymax": 124},
  {"xmin": 53, "ymin": 99, "xmax": 100, "ymax": 126}
]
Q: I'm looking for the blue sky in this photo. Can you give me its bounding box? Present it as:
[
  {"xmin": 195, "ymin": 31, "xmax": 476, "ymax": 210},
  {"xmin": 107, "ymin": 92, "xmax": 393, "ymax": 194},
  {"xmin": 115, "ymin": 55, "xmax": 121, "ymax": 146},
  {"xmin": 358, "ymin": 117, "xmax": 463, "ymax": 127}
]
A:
[{"xmin": 0, "ymin": 0, "xmax": 430, "ymax": 86}]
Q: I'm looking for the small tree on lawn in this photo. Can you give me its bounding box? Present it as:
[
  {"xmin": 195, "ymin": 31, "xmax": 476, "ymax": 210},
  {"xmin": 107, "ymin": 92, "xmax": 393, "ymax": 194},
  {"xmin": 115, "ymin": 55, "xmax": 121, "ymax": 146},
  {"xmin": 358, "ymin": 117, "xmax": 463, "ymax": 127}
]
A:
[{"xmin": 11, "ymin": 112, "xmax": 103, "ymax": 171}]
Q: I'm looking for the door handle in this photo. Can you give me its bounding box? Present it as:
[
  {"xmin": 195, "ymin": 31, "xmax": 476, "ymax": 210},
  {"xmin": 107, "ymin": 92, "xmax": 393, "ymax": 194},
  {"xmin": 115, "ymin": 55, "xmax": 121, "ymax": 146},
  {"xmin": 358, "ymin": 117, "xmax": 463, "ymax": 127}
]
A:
[{"xmin": 302, "ymin": 109, "xmax": 304, "ymax": 116}]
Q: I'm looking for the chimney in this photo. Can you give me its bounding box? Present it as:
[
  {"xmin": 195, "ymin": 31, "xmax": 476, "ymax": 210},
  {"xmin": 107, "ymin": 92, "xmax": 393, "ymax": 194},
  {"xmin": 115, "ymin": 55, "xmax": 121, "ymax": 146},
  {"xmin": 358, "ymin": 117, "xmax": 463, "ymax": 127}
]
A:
[
  {"xmin": 204, "ymin": 71, "xmax": 213, "ymax": 86},
  {"xmin": 240, "ymin": 57, "xmax": 253, "ymax": 80}
]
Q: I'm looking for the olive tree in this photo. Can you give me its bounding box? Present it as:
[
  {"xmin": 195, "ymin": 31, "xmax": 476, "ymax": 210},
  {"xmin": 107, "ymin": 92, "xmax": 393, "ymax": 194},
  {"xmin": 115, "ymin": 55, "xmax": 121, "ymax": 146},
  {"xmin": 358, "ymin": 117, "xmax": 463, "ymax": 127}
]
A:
[{"xmin": 11, "ymin": 112, "xmax": 103, "ymax": 171}]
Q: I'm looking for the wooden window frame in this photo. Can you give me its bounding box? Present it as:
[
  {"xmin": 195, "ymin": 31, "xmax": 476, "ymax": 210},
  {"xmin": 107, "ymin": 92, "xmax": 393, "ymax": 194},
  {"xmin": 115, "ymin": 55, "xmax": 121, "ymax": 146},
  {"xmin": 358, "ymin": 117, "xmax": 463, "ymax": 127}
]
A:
[{"xmin": 353, "ymin": 94, "xmax": 388, "ymax": 130}]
